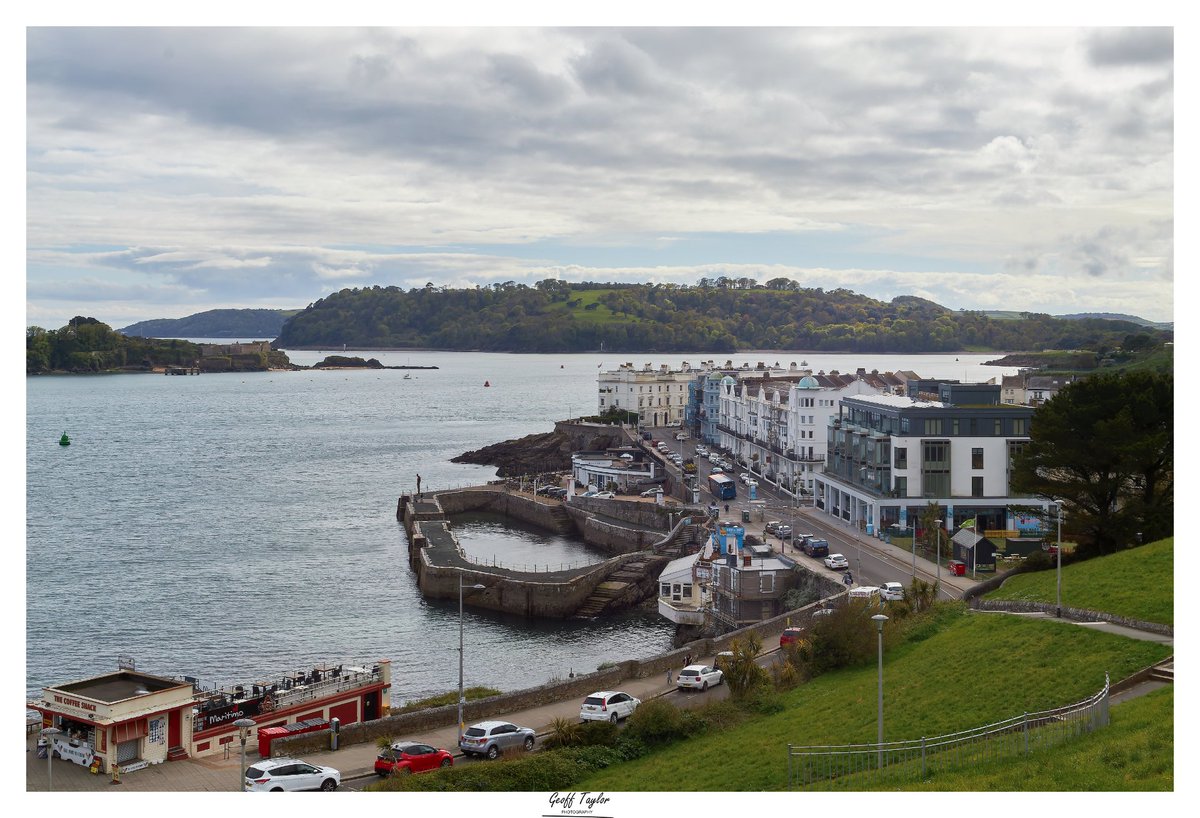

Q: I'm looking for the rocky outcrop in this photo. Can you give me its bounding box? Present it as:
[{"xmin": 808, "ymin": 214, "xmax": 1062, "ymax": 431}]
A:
[{"xmin": 452, "ymin": 421, "xmax": 633, "ymax": 477}]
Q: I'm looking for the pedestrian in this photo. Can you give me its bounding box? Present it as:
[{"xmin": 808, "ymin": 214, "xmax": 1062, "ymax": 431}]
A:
[
  {"xmin": 724, "ymin": 503, "xmax": 730, "ymax": 513},
  {"xmin": 684, "ymin": 652, "xmax": 692, "ymax": 667},
  {"xmin": 666, "ymin": 668, "xmax": 673, "ymax": 685}
]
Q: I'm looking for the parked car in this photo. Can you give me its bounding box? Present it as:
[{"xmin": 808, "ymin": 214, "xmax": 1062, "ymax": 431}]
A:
[
  {"xmin": 696, "ymin": 446, "xmax": 710, "ymax": 456},
  {"xmin": 579, "ymin": 691, "xmax": 641, "ymax": 723},
  {"xmin": 714, "ymin": 651, "xmax": 735, "ymax": 671},
  {"xmin": 710, "ymin": 467, "xmax": 723, "ymax": 474},
  {"xmin": 776, "ymin": 525, "xmax": 793, "ymax": 539},
  {"xmin": 592, "ymin": 491, "xmax": 616, "ymax": 499},
  {"xmin": 824, "ymin": 553, "xmax": 849, "ymax": 570},
  {"xmin": 675, "ymin": 432, "xmax": 688, "ymax": 440},
  {"xmin": 848, "ymin": 585, "xmax": 882, "ymax": 602},
  {"xmin": 803, "ymin": 537, "xmax": 830, "ymax": 557},
  {"xmin": 374, "ymin": 741, "xmax": 454, "ymax": 777},
  {"xmin": 880, "ymin": 581, "xmax": 905, "ymax": 601},
  {"xmin": 459, "ymin": 721, "xmax": 536, "ymax": 759},
  {"xmin": 244, "ymin": 758, "xmax": 341, "ymax": 792},
  {"xmin": 779, "ymin": 627, "xmax": 806, "ymax": 647},
  {"xmin": 677, "ymin": 664, "xmax": 724, "ymax": 691},
  {"xmin": 764, "ymin": 521, "xmax": 781, "ymax": 535},
  {"xmin": 640, "ymin": 487, "xmax": 662, "ymax": 497}
]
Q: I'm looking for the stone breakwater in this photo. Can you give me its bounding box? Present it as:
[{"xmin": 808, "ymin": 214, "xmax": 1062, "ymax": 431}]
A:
[{"xmin": 399, "ymin": 487, "xmax": 672, "ymax": 618}]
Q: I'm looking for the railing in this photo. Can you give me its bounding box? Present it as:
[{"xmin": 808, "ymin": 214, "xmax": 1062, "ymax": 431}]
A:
[{"xmin": 786, "ymin": 673, "xmax": 1110, "ymax": 789}]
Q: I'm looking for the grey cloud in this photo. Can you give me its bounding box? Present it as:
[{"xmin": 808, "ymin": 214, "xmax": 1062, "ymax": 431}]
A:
[{"xmin": 1086, "ymin": 28, "xmax": 1173, "ymax": 66}]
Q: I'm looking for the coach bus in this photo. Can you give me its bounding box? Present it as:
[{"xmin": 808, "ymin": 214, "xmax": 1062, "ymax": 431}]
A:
[{"xmin": 708, "ymin": 473, "xmax": 736, "ymax": 500}]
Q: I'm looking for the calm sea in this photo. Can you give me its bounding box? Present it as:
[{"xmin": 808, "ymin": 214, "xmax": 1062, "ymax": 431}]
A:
[{"xmin": 25, "ymin": 350, "xmax": 1015, "ymax": 701}]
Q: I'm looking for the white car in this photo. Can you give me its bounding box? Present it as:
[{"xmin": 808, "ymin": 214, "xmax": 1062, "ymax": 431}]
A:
[
  {"xmin": 675, "ymin": 432, "xmax": 688, "ymax": 440},
  {"xmin": 593, "ymin": 491, "xmax": 616, "ymax": 499},
  {"xmin": 880, "ymin": 581, "xmax": 905, "ymax": 601},
  {"xmin": 677, "ymin": 664, "xmax": 724, "ymax": 691},
  {"xmin": 244, "ymin": 758, "xmax": 341, "ymax": 791},
  {"xmin": 710, "ymin": 467, "xmax": 723, "ymax": 474},
  {"xmin": 579, "ymin": 690, "xmax": 641, "ymax": 723},
  {"xmin": 696, "ymin": 446, "xmax": 710, "ymax": 456},
  {"xmin": 824, "ymin": 553, "xmax": 850, "ymax": 570},
  {"xmin": 640, "ymin": 488, "xmax": 662, "ymax": 497}
]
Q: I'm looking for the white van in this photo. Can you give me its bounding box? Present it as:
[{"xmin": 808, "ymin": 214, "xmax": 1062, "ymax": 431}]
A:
[{"xmin": 848, "ymin": 585, "xmax": 882, "ymax": 602}]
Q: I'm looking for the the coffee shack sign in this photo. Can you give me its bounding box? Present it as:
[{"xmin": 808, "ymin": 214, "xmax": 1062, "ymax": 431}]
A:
[{"xmin": 48, "ymin": 693, "xmax": 101, "ymax": 719}]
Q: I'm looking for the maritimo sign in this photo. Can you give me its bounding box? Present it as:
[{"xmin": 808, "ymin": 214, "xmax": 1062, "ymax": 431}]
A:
[{"xmin": 194, "ymin": 693, "xmax": 276, "ymax": 732}]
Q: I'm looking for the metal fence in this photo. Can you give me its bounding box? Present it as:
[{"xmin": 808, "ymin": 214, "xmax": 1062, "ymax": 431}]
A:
[{"xmin": 787, "ymin": 673, "xmax": 1110, "ymax": 789}]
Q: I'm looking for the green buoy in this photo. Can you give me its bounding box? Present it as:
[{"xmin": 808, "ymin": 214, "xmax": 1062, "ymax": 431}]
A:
[{"xmin": 59, "ymin": 432, "xmax": 71, "ymax": 446}]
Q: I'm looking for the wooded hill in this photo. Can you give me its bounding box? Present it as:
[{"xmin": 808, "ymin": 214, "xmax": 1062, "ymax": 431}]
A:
[
  {"xmin": 274, "ymin": 280, "xmax": 1169, "ymax": 354},
  {"xmin": 119, "ymin": 308, "xmax": 295, "ymax": 339}
]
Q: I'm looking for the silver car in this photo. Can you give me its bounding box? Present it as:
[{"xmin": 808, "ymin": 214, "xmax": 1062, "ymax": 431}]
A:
[{"xmin": 459, "ymin": 720, "xmax": 536, "ymax": 759}]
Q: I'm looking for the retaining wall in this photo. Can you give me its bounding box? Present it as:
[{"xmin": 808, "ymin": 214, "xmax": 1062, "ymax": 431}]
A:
[{"xmin": 969, "ymin": 598, "xmax": 1173, "ymax": 636}]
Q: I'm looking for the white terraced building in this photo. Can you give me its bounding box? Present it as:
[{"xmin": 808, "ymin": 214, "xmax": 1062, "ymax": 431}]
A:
[
  {"xmin": 714, "ymin": 369, "xmax": 913, "ymax": 496},
  {"xmin": 596, "ymin": 361, "xmax": 704, "ymax": 428}
]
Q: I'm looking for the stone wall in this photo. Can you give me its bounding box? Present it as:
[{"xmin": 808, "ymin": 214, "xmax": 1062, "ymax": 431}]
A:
[
  {"xmin": 415, "ymin": 551, "xmax": 626, "ymax": 618},
  {"xmin": 969, "ymin": 598, "xmax": 1173, "ymax": 636}
]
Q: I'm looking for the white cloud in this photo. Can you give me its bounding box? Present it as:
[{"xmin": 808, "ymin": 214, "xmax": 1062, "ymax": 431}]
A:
[{"xmin": 25, "ymin": 26, "xmax": 1174, "ymax": 326}]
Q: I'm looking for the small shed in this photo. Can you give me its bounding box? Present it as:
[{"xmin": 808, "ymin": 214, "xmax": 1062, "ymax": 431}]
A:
[{"xmin": 951, "ymin": 528, "xmax": 997, "ymax": 573}]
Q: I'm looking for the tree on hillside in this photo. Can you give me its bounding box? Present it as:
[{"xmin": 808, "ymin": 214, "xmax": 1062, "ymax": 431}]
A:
[{"xmin": 1011, "ymin": 371, "xmax": 1172, "ymax": 555}]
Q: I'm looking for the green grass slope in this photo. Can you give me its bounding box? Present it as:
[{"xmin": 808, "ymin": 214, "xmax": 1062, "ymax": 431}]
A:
[
  {"xmin": 576, "ymin": 608, "xmax": 1170, "ymax": 791},
  {"xmin": 984, "ymin": 538, "xmax": 1173, "ymax": 625}
]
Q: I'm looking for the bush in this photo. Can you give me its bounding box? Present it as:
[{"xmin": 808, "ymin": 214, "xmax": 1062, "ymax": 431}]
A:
[
  {"xmin": 623, "ymin": 699, "xmax": 687, "ymax": 746},
  {"xmin": 542, "ymin": 717, "xmax": 583, "ymax": 750},
  {"xmin": 578, "ymin": 720, "xmax": 619, "ymax": 747}
]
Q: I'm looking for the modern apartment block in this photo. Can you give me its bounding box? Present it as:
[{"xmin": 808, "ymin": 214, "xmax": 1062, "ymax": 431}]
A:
[{"xmin": 815, "ymin": 382, "xmax": 1043, "ymax": 536}]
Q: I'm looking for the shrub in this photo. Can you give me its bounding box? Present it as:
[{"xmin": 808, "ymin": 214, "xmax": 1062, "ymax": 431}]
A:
[
  {"xmin": 578, "ymin": 720, "xmax": 619, "ymax": 747},
  {"xmin": 723, "ymin": 633, "xmax": 772, "ymax": 700},
  {"xmin": 623, "ymin": 698, "xmax": 686, "ymax": 746},
  {"xmin": 543, "ymin": 717, "xmax": 583, "ymax": 750},
  {"xmin": 614, "ymin": 735, "xmax": 648, "ymax": 761}
]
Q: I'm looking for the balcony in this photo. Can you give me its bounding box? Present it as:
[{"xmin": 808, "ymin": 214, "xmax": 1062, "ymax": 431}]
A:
[{"xmin": 657, "ymin": 597, "xmax": 706, "ymax": 626}]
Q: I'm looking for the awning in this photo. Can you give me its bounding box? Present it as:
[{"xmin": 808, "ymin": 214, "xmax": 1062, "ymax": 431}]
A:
[{"xmin": 113, "ymin": 719, "xmax": 147, "ymax": 743}]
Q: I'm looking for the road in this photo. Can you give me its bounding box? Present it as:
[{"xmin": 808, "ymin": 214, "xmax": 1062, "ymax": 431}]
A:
[{"xmin": 644, "ymin": 426, "xmax": 960, "ymax": 598}]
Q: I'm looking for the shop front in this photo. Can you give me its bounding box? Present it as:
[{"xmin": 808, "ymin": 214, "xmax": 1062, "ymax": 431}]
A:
[{"xmin": 32, "ymin": 670, "xmax": 196, "ymax": 775}]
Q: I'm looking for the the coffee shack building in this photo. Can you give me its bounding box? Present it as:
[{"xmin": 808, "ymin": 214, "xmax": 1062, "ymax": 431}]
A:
[
  {"xmin": 32, "ymin": 659, "xmax": 392, "ymax": 774},
  {"xmin": 33, "ymin": 670, "xmax": 196, "ymax": 774}
]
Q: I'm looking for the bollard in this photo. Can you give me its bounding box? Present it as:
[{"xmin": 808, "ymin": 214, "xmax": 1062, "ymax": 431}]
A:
[
  {"xmin": 111, "ymin": 762, "xmax": 121, "ymax": 785},
  {"xmin": 330, "ymin": 717, "xmax": 340, "ymax": 751}
]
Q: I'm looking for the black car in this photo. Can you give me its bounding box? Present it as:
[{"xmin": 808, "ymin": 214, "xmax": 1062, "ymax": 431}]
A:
[{"xmin": 803, "ymin": 537, "xmax": 830, "ymax": 557}]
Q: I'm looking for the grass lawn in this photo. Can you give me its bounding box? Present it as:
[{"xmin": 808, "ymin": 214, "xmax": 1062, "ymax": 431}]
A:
[
  {"xmin": 984, "ymin": 538, "xmax": 1173, "ymax": 625},
  {"xmin": 575, "ymin": 607, "xmax": 1170, "ymax": 791}
]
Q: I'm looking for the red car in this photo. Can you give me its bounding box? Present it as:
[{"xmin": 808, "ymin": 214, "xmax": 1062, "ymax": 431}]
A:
[
  {"xmin": 779, "ymin": 627, "xmax": 806, "ymax": 647},
  {"xmin": 374, "ymin": 741, "xmax": 454, "ymax": 776}
]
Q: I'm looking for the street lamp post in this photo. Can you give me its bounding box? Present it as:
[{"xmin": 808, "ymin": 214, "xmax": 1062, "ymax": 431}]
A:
[
  {"xmin": 1055, "ymin": 504, "xmax": 1063, "ymax": 618},
  {"xmin": 871, "ymin": 614, "xmax": 888, "ymax": 769},
  {"xmin": 934, "ymin": 519, "xmax": 943, "ymax": 586},
  {"xmin": 458, "ymin": 575, "xmax": 486, "ymax": 743},
  {"xmin": 41, "ymin": 726, "xmax": 61, "ymax": 792},
  {"xmin": 234, "ymin": 718, "xmax": 256, "ymax": 791}
]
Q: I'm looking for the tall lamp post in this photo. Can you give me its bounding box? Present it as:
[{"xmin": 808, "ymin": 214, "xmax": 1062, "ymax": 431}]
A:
[
  {"xmin": 933, "ymin": 519, "xmax": 943, "ymax": 586},
  {"xmin": 234, "ymin": 718, "xmax": 256, "ymax": 791},
  {"xmin": 871, "ymin": 614, "xmax": 889, "ymax": 769},
  {"xmin": 41, "ymin": 726, "xmax": 61, "ymax": 792},
  {"xmin": 1055, "ymin": 503, "xmax": 1063, "ymax": 618},
  {"xmin": 458, "ymin": 575, "xmax": 486, "ymax": 742}
]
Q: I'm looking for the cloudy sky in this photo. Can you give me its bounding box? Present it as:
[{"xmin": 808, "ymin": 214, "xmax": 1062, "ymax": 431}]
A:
[{"xmin": 25, "ymin": 25, "xmax": 1175, "ymax": 329}]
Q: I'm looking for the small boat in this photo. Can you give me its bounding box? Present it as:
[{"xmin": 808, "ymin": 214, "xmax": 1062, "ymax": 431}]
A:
[
  {"xmin": 403, "ymin": 373, "xmax": 412, "ymax": 380},
  {"xmin": 59, "ymin": 432, "xmax": 71, "ymax": 446},
  {"xmin": 484, "ymin": 380, "xmax": 491, "ymax": 387}
]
